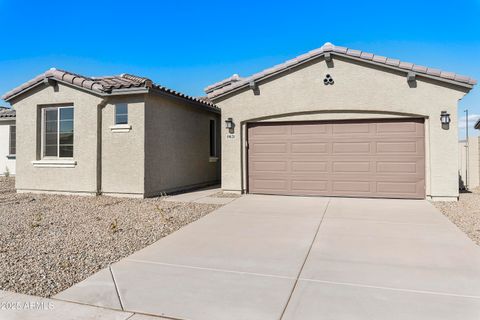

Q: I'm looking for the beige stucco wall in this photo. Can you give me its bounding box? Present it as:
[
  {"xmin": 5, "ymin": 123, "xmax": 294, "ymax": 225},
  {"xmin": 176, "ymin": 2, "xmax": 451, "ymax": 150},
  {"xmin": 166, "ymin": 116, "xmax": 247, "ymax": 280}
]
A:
[
  {"xmin": 144, "ymin": 94, "xmax": 220, "ymax": 196},
  {"xmin": 458, "ymin": 137, "xmax": 480, "ymax": 190},
  {"xmin": 213, "ymin": 56, "xmax": 469, "ymax": 200},
  {"xmin": 100, "ymin": 95, "xmax": 145, "ymax": 196},
  {"xmin": 12, "ymin": 83, "xmax": 103, "ymax": 194}
]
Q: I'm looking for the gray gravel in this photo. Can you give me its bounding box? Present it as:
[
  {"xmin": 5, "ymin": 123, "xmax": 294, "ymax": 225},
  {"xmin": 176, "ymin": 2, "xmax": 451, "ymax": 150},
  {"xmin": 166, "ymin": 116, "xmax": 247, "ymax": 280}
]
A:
[
  {"xmin": 0, "ymin": 177, "xmax": 221, "ymax": 297},
  {"xmin": 432, "ymin": 189, "xmax": 480, "ymax": 246}
]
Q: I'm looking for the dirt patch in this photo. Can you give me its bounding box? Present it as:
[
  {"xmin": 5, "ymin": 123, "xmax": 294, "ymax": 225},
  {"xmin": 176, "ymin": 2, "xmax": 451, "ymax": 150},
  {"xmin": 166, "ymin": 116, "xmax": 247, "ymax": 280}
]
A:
[
  {"xmin": 0, "ymin": 177, "xmax": 221, "ymax": 297},
  {"xmin": 432, "ymin": 188, "xmax": 480, "ymax": 245}
]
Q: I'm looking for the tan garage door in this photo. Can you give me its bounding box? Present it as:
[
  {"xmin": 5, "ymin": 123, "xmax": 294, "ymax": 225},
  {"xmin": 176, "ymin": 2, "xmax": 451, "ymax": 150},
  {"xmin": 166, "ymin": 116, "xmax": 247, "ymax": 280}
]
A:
[{"xmin": 247, "ymin": 119, "xmax": 425, "ymax": 199}]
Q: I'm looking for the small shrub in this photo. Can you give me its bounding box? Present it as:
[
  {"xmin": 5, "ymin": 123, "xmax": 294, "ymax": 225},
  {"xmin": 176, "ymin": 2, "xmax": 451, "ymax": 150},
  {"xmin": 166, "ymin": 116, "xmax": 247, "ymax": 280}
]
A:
[{"xmin": 110, "ymin": 219, "xmax": 119, "ymax": 233}]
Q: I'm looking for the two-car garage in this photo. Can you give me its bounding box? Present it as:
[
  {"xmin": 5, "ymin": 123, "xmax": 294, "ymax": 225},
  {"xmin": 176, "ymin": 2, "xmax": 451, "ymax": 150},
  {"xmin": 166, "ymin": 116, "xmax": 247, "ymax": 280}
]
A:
[
  {"xmin": 207, "ymin": 43, "xmax": 474, "ymax": 201},
  {"xmin": 247, "ymin": 119, "xmax": 425, "ymax": 199}
]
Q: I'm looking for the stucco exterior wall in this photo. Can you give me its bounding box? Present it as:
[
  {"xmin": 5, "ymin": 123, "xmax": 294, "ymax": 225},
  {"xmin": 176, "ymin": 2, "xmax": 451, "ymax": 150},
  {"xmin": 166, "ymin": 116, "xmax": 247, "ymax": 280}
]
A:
[
  {"xmin": 213, "ymin": 56, "xmax": 468, "ymax": 200},
  {"xmin": 144, "ymin": 94, "xmax": 220, "ymax": 196},
  {"xmin": 100, "ymin": 95, "xmax": 145, "ymax": 196},
  {"xmin": 0, "ymin": 120, "xmax": 16, "ymax": 175},
  {"xmin": 11, "ymin": 83, "xmax": 103, "ymax": 194},
  {"xmin": 458, "ymin": 137, "xmax": 480, "ymax": 190}
]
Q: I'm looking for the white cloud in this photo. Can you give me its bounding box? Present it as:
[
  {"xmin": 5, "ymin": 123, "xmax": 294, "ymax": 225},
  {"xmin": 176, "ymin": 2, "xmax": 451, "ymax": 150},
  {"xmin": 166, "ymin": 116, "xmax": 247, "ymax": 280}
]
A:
[{"xmin": 458, "ymin": 114, "xmax": 480, "ymax": 129}]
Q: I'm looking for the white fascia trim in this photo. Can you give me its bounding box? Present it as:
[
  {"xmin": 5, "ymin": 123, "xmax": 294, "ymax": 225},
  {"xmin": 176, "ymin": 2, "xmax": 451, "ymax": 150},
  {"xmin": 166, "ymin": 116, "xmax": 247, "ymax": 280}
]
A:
[
  {"xmin": 32, "ymin": 159, "xmax": 77, "ymax": 168},
  {"xmin": 110, "ymin": 124, "xmax": 132, "ymax": 133}
]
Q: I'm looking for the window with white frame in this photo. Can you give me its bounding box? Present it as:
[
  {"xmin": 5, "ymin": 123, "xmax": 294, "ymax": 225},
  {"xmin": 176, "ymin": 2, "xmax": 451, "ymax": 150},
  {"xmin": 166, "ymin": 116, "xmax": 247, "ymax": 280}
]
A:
[
  {"xmin": 43, "ymin": 106, "xmax": 74, "ymax": 158},
  {"xmin": 209, "ymin": 119, "xmax": 217, "ymax": 158},
  {"xmin": 9, "ymin": 125, "xmax": 16, "ymax": 155},
  {"xmin": 115, "ymin": 103, "xmax": 128, "ymax": 125}
]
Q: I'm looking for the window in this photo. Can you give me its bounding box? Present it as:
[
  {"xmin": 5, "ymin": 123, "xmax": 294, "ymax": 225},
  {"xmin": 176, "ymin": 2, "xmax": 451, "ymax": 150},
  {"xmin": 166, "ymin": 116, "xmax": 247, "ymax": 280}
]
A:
[
  {"xmin": 9, "ymin": 125, "xmax": 16, "ymax": 155},
  {"xmin": 115, "ymin": 103, "xmax": 128, "ymax": 125},
  {"xmin": 43, "ymin": 106, "xmax": 74, "ymax": 158},
  {"xmin": 209, "ymin": 119, "xmax": 217, "ymax": 158}
]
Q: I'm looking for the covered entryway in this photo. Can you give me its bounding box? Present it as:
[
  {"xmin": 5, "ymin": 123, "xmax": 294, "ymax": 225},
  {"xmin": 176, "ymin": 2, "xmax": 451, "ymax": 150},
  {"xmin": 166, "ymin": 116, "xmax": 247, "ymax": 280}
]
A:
[{"xmin": 247, "ymin": 119, "xmax": 425, "ymax": 199}]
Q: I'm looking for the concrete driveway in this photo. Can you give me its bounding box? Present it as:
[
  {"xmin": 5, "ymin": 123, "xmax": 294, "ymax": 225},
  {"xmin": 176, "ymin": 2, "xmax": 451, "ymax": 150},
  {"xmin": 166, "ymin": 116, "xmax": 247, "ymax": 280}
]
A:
[{"xmin": 55, "ymin": 195, "xmax": 480, "ymax": 319}]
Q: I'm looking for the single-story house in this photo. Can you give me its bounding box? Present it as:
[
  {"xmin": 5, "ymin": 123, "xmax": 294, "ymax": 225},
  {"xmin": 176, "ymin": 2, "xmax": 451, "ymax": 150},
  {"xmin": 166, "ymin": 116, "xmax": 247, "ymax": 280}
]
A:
[
  {"xmin": 205, "ymin": 42, "xmax": 476, "ymax": 201},
  {"xmin": 2, "ymin": 69, "xmax": 220, "ymax": 197},
  {"xmin": 0, "ymin": 107, "xmax": 16, "ymax": 176}
]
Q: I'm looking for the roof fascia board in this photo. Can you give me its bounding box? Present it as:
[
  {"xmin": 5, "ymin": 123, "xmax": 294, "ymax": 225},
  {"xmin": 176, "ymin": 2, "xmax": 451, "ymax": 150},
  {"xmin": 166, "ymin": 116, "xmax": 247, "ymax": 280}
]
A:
[
  {"xmin": 332, "ymin": 52, "xmax": 474, "ymax": 90},
  {"xmin": 5, "ymin": 79, "xmax": 151, "ymax": 103},
  {"xmin": 108, "ymin": 88, "xmax": 149, "ymax": 95},
  {"xmin": 149, "ymin": 87, "xmax": 220, "ymax": 114},
  {"xmin": 210, "ymin": 52, "xmax": 473, "ymax": 101},
  {"xmin": 5, "ymin": 78, "xmax": 107, "ymax": 103},
  {"xmin": 3, "ymin": 81, "xmax": 47, "ymax": 102}
]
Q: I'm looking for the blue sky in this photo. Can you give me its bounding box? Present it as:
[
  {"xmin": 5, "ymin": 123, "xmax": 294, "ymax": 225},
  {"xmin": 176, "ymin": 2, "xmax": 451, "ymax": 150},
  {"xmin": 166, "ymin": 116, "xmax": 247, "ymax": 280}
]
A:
[{"xmin": 0, "ymin": 0, "xmax": 479, "ymax": 138}]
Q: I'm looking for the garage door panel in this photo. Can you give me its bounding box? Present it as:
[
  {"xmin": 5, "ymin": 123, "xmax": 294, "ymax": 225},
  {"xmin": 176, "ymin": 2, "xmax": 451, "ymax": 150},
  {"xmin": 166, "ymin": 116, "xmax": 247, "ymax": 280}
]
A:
[
  {"xmin": 376, "ymin": 181, "xmax": 421, "ymax": 195},
  {"xmin": 332, "ymin": 161, "xmax": 371, "ymax": 173},
  {"xmin": 376, "ymin": 161, "xmax": 419, "ymax": 174},
  {"xmin": 332, "ymin": 181, "xmax": 371, "ymax": 193},
  {"xmin": 332, "ymin": 122, "xmax": 372, "ymax": 134},
  {"xmin": 249, "ymin": 161, "xmax": 287, "ymax": 172},
  {"xmin": 249, "ymin": 124, "xmax": 289, "ymax": 136},
  {"xmin": 332, "ymin": 142, "xmax": 371, "ymax": 154},
  {"xmin": 291, "ymin": 123, "xmax": 329, "ymax": 135},
  {"xmin": 291, "ymin": 161, "xmax": 328, "ymax": 172},
  {"xmin": 248, "ymin": 119, "xmax": 425, "ymax": 199},
  {"xmin": 251, "ymin": 179, "xmax": 288, "ymax": 191},
  {"xmin": 291, "ymin": 142, "xmax": 328, "ymax": 153},
  {"xmin": 376, "ymin": 121, "xmax": 419, "ymax": 134},
  {"xmin": 250, "ymin": 142, "xmax": 288, "ymax": 153},
  {"xmin": 376, "ymin": 141, "xmax": 419, "ymax": 153},
  {"xmin": 291, "ymin": 180, "xmax": 329, "ymax": 192}
]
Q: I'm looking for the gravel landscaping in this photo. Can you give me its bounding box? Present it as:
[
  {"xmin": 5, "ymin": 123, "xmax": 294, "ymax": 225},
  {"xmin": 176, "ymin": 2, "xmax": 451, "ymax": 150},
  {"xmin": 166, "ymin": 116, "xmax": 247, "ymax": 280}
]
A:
[
  {"xmin": 0, "ymin": 177, "xmax": 221, "ymax": 297},
  {"xmin": 433, "ymin": 189, "xmax": 480, "ymax": 246}
]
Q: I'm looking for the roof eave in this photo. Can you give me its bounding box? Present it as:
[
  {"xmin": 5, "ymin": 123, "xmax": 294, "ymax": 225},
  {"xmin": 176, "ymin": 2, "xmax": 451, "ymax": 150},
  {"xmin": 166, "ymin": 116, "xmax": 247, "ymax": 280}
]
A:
[
  {"xmin": 3, "ymin": 77, "xmax": 107, "ymax": 103},
  {"xmin": 149, "ymin": 87, "xmax": 220, "ymax": 114},
  {"xmin": 333, "ymin": 52, "xmax": 475, "ymax": 90},
  {"xmin": 4, "ymin": 79, "xmax": 152, "ymax": 103},
  {"xmin": 3, "ymin": 80, "xmax": 46, "ymax": 102},
  {"xmin": 209, "ymin": 52, "xmax": 475, "ymax": 101},
  {"xmin": 475, "ymin": 120, "xmax": 480, "ymax": 130}
]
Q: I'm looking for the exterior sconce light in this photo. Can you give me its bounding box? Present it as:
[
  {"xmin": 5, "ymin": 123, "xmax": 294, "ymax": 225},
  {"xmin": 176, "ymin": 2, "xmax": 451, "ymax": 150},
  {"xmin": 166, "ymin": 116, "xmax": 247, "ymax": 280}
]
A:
[
  {"xmin": 440, "ymin": 111, "xmax": 450, "ymax": 130},
  {"xmin": 225, "ymin": 117, "xmax": 235, "ymax": 133}
]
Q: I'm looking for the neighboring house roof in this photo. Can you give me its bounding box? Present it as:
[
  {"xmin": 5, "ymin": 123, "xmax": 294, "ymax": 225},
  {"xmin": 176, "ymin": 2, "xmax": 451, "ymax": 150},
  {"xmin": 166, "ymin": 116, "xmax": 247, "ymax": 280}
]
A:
[
  {"xmin": 205, "ymin": 42, "xmax": 477, "ymax": 99},
  {"xmin": 2, "ymin": 69, "xmax": 218, "ymax": 110},
  {"xmin": 0, "ymin": 107, "xmax": 15, "ymax": 119}
]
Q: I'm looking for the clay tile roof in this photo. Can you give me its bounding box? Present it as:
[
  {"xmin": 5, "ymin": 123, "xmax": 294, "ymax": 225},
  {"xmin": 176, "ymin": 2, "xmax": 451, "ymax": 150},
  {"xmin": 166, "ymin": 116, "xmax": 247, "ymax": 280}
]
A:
[
  {"xmin": 206, "ymin": 42, "xmax": 477, "ymax": 99},
  {"xmin": 2, "ymin": 69, "xmax": 218, "ymax": 110},
  {"xmin": 0, "ymin": 107, "xmax": 16, "ymax": 118}
]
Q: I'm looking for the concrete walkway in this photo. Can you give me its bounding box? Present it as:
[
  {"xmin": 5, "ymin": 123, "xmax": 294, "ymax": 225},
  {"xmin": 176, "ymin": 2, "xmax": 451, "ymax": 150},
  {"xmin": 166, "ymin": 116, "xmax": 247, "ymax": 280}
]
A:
[
  {"xmin": 162, "ymin": 185, "xmax": 237, "ymax": 205},
  {"xmin": 6, "ymin": 195, "xmax": 479, "ymax": 319}
]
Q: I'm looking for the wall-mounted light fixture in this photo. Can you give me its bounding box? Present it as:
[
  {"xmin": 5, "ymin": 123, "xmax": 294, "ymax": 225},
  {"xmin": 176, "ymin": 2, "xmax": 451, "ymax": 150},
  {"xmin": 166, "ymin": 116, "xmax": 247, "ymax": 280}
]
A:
[
  {"xmin": 225, "ymin": 117, "xmax": 235, "ymax": 133},
  {"xmin": 440, "ymin": 111, "xmax": 451, "ymax": 130}
]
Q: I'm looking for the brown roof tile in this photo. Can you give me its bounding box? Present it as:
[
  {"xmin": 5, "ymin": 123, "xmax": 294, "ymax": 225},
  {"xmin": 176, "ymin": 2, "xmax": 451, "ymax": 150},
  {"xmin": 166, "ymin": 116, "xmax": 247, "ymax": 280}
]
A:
[
  {"xmin": 2, "ymin": 69, "xmax": 218, "ymax": 110},
  {"xmin": 206, "ymin": 42, "xmax": 476, "ymax": 99},
  {"xmin": 0, "ymin": 107, "xmax": 15, "ymax": 118}
]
